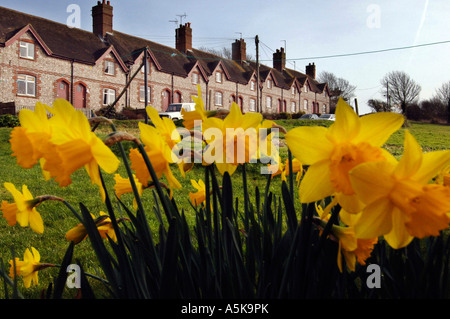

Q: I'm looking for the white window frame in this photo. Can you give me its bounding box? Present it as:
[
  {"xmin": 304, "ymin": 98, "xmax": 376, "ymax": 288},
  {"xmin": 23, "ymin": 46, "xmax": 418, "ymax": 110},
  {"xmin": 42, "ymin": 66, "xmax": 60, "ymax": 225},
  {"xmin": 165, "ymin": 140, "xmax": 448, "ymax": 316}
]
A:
[
  {"xmin": 19, "ymin": 41, "xmax": 35, "ymax": 60},
  {"xmin": 249, "ymin": 98, "xmax": 256, "ymax": 111},
  {"xmin": 192, "ymin": 72, "xmax": 199, "ymax": 84},
  {"xmin": 267, "ymin": 79, "xmax": 272, "ymax": 89},
  {"xmin": 103, "ymin": 88, "xmax": 116, "ymax": 105},
  {"xmin": 291, "ymin": 101, "xmax": 296, "ymax": 113},
  {"xmin": 215, "ymin": 72, "xmax": 222, "ymax": 83},
  {"xmin": 17, "ymin": 75, "xmax": 36, "ymax": 97},
  {"xmin": 266, "ymin": 96, "xmax": 272, "ymax": 108},
  {"xmin": 304, "ymin": 85, "xmax": 308, "ymax": 93},
  {"xmin": 215, "ymin": 92, "xmax": 223, "ymax": 106},
  {"xmin": 141, "ymin": 60, "xmax": 150, "ymax": 74},
  {"xmin": 139, "ymin": 86, "xmax": 151, "ymax": 102},
  {"xmin": 304, "ymin": 100, "xmax": 308, "ymax": 110},
  {"xmin": 250, "ymin": 81, "xmax": 255, "ymax": 91},
  {"xmin": 105, "ymin": 60, "xmax": 115, "ymax": 76}
]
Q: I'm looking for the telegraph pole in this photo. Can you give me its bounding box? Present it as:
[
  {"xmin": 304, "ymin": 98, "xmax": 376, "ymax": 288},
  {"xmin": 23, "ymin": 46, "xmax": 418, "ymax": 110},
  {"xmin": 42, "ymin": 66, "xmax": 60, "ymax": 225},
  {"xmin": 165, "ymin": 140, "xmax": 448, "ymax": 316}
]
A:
[
  {"xmin": 255, "ymin": 35, "xmax": 260, "ymax": 113},
  {"xmin": 144, "ymin": 48, "xmax": 149, "ymax": 124}
]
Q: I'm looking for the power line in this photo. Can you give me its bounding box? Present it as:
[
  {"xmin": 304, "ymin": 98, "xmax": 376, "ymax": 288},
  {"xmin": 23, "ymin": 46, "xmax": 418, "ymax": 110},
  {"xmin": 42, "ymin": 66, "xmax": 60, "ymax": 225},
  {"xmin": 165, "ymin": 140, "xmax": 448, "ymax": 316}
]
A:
[{"xmin": 280, "ymin": 40, "xmax": 450, "ymax": 62}]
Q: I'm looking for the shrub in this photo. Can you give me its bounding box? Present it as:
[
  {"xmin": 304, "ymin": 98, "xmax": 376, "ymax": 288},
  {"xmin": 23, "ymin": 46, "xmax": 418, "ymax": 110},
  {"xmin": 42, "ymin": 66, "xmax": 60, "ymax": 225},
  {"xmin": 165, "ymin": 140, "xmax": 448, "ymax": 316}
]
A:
[{"xmin": 0, "ymin": 114, "xmax": 20, "ymax": 127}]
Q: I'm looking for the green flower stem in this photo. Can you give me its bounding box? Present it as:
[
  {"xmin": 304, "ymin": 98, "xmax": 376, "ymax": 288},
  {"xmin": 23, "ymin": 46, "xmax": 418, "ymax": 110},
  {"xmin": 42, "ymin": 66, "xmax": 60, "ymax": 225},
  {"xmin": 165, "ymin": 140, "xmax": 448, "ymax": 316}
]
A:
[{"xmin": 288, "ymin": 149, "xmax": 294, "ymax": 201}]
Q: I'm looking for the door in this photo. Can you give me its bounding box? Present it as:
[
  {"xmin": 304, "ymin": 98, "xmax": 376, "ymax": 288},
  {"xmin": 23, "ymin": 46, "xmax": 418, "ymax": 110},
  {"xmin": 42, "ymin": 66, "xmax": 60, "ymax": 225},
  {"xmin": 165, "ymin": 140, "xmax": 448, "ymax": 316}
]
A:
[
  {"xmin": 162, "ymin": 89, "xmax": 171, "ymax": 111},
  {"xmin": 174, "ymin": 91, "xmax": 182, "ymax": 103},
  {"xmin": 73, "ymin": 83, "xmax": 86, "ymax": 108},
  {"xmin": 56, "ymin": 80, "xmax": 69, "ymax": 101}
]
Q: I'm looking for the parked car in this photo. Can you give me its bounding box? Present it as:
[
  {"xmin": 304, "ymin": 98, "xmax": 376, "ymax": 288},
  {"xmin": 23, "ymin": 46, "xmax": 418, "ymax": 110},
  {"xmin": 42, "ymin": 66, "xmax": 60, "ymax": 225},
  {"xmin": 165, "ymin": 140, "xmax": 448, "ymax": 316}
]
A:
[
  {"xmin": 158, "ymin": 103, "xmax": 196, "ymax": 120},
  {"xmin": 299, "ymin": 114, "xmax": 319, "ymax": 120},
  {"xmin": 319, "ymin": 114, "xmax": 336, "ymax": 121}
]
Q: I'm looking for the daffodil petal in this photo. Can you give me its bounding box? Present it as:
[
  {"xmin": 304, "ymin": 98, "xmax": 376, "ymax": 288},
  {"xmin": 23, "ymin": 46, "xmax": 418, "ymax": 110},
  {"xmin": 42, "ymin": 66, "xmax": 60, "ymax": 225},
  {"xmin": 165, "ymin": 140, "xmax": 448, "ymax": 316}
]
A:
[
  {"xmin": 393, "ymin": 130, "xmax": 423, "ymax": 179},
  {"xmin": 383, "ymin": 208, "xmax": 414, "ymax": 249},
  {"xmin": 354, "ymin": 197, "xmax": 394, "ymax": 239},
  {"xmin": 285, "ymin": 126, "xmax": 333, "ymax": 165},
  {"xmin": 299, "ymin": 160, "xmax": 334, "ymax": 203},
  {"xmin": 349, "ymin": 160, "xmax": 396, "ymax": 204},
  {"xmin": 413, "ymin": 150, "xmax": 450, "ymax": 184},
  {"xmin": 327, "ymin": 98, "xmax": 360, "ymax": 143},
  {"xmin": 354, "ymin": 112, "xmax": 404, "ymax": 146}
]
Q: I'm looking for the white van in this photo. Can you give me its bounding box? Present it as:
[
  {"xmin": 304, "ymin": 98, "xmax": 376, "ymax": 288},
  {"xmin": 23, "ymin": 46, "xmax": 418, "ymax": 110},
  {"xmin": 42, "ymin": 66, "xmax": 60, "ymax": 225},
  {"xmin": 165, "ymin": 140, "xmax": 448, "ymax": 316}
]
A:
[{"xmin": 158, "ymin": 103, "xmax": 195, "ymax": 120}]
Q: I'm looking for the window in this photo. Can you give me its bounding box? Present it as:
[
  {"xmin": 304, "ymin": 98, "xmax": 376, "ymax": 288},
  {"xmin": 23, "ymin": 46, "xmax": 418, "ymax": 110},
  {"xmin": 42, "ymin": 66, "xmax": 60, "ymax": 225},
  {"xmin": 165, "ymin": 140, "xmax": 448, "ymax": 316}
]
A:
[
  {"xmin": 304, "ymin": 100, "xmax": 308, "ymax": 110},
  {"xmin": 215, "ymin": 92, "xmax": 223, "ymax": 106},
  {"xmin": 292, "ymin": 87, "xmax": 296, "ymax": 95},
  {"xmin": 19, "ymin": 41, "xmax": 35, "ymax": 60},
  {"xmin": 105, "ymin": 60, "xmax": 115, "ymax": 75},
  {"xmin": 17, "ymin": 75, "xmax": 36, "ymax": 96},
  {"xmin": 103, "ymin": 88, "xmax": 116, "ymax": 105},
  {"xmin": 141, "ymin": 60, "xmax": 150, "ymax": 74},
  {"xmin": 250, "ymin": 99, "xmax": 256, "ymax": 111},
  {"xmin": 139, "ymin": 86, "xmax": 151, "ymax": 102},
  {"xmin": 323, "ymin": 105, "xmax": 327, "ymax": 113},
  {"xmin": 250, "ymin": 81, "xmax": 256, "ymax": 91},
  {"xmin": 215, "ymin": 72, "xmax": 222, "ymax": 83},
  {"xmin": 304, "ymin": 85, "xmax": 308, "ymax": 93},
  {"xmin": 267, "ymin": 79, "xmax": 272, "ymax": 89},
  {"xmin": 192, "ymin": 72, "xmax": 199, "ymax": 84},
  {"xmin": 266, "ymin": 96, "xmax": 272, "ymax": 108},
  {"xmin": 291, "ymin": 102, "xmax": 296, "ymax": 113}
]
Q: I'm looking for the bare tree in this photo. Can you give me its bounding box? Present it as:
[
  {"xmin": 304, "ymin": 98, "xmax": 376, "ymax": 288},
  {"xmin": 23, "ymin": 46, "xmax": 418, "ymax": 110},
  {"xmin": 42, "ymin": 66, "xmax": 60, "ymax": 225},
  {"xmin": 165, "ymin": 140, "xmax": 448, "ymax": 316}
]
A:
[
  {"xmin": 434, "ymin": 80, "xmax": 450, "ymax": 104},
  {"xmin": 367, "ymin": 98, "xmax": 394, "ymax": 113},
  {"xmin": 317, "ymin": 71, "xmax": 356, "ymax": 112},
  {"xmin": 380, "ymin": 71, "xmax": 421, "ymax": 114},
  {"xmin": 198, "ymin": 46, "xmax": 254, "ymax": 61}
]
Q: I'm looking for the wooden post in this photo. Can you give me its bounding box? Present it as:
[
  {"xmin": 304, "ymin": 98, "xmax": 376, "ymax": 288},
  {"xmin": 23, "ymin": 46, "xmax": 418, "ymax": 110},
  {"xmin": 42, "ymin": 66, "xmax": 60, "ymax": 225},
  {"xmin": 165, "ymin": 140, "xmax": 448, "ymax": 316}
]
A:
[{"xmin": 255, "ymin": 35, "xmax": 260, "ymax": 113}]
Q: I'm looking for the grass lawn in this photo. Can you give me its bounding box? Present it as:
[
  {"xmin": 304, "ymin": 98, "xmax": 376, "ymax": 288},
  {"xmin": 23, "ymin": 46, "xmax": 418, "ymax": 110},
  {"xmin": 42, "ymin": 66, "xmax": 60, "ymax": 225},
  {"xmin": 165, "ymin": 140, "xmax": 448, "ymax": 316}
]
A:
[{"xmin": 0, "ymin": 118, "xmax": 448, "ymax": 298}]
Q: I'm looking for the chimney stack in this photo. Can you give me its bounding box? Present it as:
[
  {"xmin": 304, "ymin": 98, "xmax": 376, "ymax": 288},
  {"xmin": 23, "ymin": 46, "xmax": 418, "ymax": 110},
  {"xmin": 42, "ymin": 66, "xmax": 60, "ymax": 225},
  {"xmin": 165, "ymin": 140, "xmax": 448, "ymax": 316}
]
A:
[
  {"xmin": 306, "ymin": 63, "xmax": 316, "ymax": 79},
  {"xmin": 92, "ymin": 0, "xmax": 113, "ymax": 38},
  {"xmin": 232, "ymin": 38, "xmax": 246, "ymax": 64},
  {"xmin": 273, "ymin": 48, "xmax": 286, "ymax": 72},
  {"xmin": 176, "ymin": 23, "xmax": 192, "ymax": 53}
]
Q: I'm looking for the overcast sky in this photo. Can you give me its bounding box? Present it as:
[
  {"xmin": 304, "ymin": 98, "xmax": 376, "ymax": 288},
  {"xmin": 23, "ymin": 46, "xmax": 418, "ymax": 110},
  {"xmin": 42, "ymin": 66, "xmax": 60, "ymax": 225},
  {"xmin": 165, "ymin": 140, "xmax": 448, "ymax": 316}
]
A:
[{"xmin": 2, "ymin": 0, "xmax": 449, "ymax": 114}]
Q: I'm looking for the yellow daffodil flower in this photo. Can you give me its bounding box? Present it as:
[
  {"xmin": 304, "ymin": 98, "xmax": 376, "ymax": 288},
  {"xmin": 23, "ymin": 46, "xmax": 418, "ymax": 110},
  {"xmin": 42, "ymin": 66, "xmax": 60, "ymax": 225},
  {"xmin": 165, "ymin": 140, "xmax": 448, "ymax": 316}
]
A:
[
  {"xmin": 349, "ymin": 130, "xmax": 450, "ymax": 249},
  {"xmin": 42, "ymin": 99, "xmax": 120, "ymax": 200},
  {"xmin": 146, "ymin": 106, "xmax": 181, "ymax": 150},
  {"xmin": 189, "ymin": 179, "xmax": 207, "ymax": 207},
  {"xmin": 113, "ymin": 173, "xmax": 143, "ymax": 210},
  {"xmin": 130, "ymin": 122, "xmax": 181, "ymax": 198},
  {"xmin": 285, "ymin": 97, "xmax": 404, "ymax": 213},
  {"xmin": 202, "ymin": 102, "xmax": 262, "ymax": 175},
  {"xmin": 1, "ymin": 183, "xmax": 44, "ymax": 233},
  {"xmin": 315, "ymin": 209, "xmax": 377, "ymax": 272},
  {"xmin": 9, "ymin": 247, "xmax": 53, "ymax": 288},
  {"xmin": 9, "ymin": 102, "xmax": 52, "ymax": 180},
  {"xmin": 182, "ymin": 85, "xmax": 208, "ymax": 130},
  {"xmin": 66, "ymin": 212, "xmax": 119, "ymax": 244}
]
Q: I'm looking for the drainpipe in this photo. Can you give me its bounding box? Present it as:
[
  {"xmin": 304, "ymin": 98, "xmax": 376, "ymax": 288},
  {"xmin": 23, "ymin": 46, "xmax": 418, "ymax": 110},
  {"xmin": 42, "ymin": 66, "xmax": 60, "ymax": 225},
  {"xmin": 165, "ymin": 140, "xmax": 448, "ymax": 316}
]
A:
[{"xmin": 70, "ymin": 59, "xmax": 74, "ymax": 104}]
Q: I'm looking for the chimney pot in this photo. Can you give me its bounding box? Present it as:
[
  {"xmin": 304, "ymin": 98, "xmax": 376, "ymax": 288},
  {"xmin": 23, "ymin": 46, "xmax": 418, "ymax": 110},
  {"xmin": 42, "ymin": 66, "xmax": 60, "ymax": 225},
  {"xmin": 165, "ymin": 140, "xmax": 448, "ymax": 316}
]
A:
[
  {"xmin": 232, "ymin": 38, "xmax": 246, "ymax": 64},
  {"xmin": 176, "ymin": 22, "xmax": 193, "ymax": 53},
  {"xmin": 306, "ymin": 63, "xmax": 316, "ymax": 79},
  {"xmin": 92, "ymin": 0, "xmax": 113, "ymax": 38},
  {"xmin": 273, "ymin": 47, "xmax": 286, "ymax": 72}
]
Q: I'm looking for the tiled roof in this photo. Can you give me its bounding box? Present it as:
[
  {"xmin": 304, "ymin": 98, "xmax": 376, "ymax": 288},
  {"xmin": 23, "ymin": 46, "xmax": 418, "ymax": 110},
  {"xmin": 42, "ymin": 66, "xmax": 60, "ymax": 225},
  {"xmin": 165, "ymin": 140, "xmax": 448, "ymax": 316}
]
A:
[
  {"xmin": 0, "ymin": 6, "xmax": 108, "ymax": 64},
  {"xmin": 0, "ymin": 5, "xmax": 328, "ymax": 92}
]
